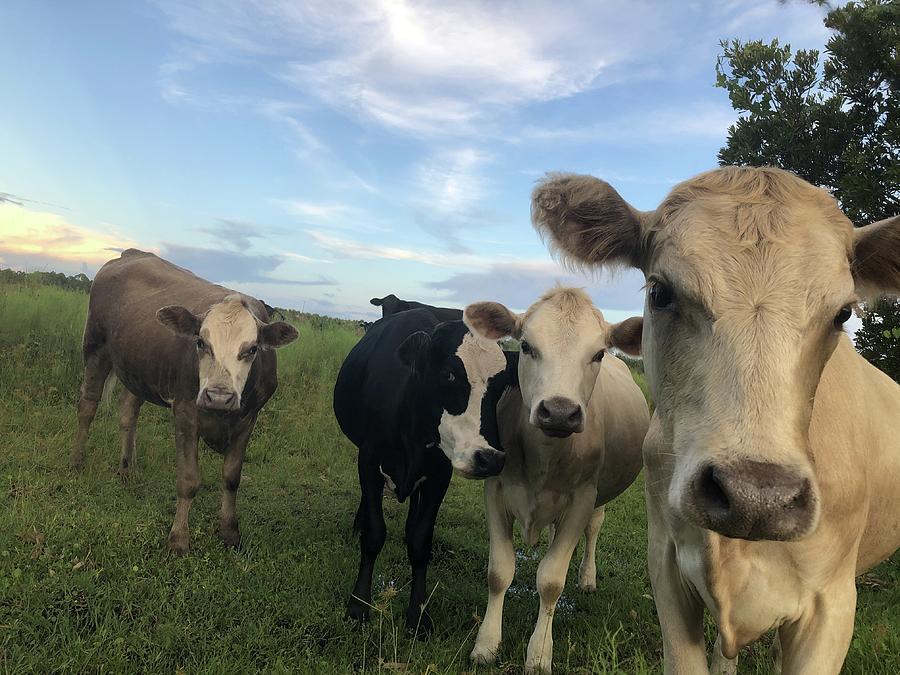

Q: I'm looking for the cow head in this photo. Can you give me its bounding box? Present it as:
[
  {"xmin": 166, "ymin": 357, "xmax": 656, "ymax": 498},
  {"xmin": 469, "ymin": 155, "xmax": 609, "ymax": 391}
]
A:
[
  {"xmin": 397, "ymin": 320, "xmax": 510, "ymax": 478},
  {"xmin": 466, "ymin": 288, "xmax": 642, "ymax": 438},
  {"xmin": 157, "ymin": 294, "xmax": 298, "ymax": 411},
  {"xmin": 533, "ymin": 167, "xmax": 900, "ymax": 541}
]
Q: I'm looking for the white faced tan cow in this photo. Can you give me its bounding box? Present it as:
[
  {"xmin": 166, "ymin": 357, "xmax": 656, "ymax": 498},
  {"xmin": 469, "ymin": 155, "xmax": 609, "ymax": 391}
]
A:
[
  {"xmin": 532, "ymin": 167, "xmax": 900, "ymax": 674},
  {"xmin": 465, "ymin": 288, "xmax": 649, "ymax": 673},
  {"xmin": 334, "ymin": 307, "xmax": 515, "ymax": 635},
  {"xmin": 71, "ymin": 250, "xmax": 298, "ymax": 554}
]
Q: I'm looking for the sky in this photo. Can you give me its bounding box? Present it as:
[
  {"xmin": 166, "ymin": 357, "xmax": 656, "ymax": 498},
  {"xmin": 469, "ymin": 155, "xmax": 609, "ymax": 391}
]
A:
[{"xmin": 0, "ymin": 0, "xmax": 834, "ymax": 322}]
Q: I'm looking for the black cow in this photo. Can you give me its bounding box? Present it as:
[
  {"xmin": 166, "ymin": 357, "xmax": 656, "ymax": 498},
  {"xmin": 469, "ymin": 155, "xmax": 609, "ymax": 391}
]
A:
[
  {"xmin": 333, "ymin": 308, "xmax": 515, "ymax": 634},
  {"xmin": 370, "ymin": 293, "xmax": 463, "ymax": 322}
]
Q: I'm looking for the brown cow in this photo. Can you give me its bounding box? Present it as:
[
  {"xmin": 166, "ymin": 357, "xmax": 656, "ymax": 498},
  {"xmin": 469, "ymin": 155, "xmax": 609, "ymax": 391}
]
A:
[
  {"xmin": 71, "ymin": 249, "xmax": 298, "ymax": 553},
  {"xmin": 532, "ymin": 167, "xmax": 900, "ymax": 674}
]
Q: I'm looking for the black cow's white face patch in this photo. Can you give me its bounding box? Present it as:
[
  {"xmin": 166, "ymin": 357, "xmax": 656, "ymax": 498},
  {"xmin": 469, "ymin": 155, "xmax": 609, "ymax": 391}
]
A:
[{"xmin": 436, "ymin": 331, "xmax": 507, "ymax": 476}]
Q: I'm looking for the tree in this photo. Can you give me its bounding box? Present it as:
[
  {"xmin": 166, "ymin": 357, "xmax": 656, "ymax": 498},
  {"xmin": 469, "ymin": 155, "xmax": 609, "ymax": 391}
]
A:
[
  {"xmin": 855, "ymin": 297, "xmax": 900, "ymax": 381},
  {"xmin": 716, "ymin": 0, "xmax": 899, "ymax": 225},
  {"xmin": 716, "ymin": 0, "xmax": 900, "ymax": 380}
]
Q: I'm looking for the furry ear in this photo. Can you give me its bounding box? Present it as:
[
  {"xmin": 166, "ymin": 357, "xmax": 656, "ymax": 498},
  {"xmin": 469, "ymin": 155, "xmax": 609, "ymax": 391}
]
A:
[
  {"xmin": 259, "ymin": 321, "xmax": 299, "ymax": 348},
  {"xmin": 610, "ymin": 317, "xmax": 643, "ymax": 356},
  {"xmin": 397, "ymin": 331, "xmax": 431, "ymax": 371},
  {"xmin": 532, "ymin": 172, "xmax": 646, "ymax": 269},
  {"xmin": 464, "ymin": 302, "xmax": 521, "ymax": 340},
  {"xmin": 157, "ymin": 306, "xmax": 202, "ymax": 337},
  {"xmin": 852, "ymin": 215, "xmax": 900, "ymax": 299}
]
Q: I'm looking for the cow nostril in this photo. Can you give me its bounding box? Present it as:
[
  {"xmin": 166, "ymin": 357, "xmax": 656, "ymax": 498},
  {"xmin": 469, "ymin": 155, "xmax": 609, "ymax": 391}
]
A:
[
  {"xmin": 568, "ymin": 407, "xmax": 583, "ymax": 423},
  {"xmin": 536, "ymin": 401, "xmax": 552, "ymax": 422},
  {"xmin": 698, "ymin": 465, "xmax": 730, "ymax": 513}
]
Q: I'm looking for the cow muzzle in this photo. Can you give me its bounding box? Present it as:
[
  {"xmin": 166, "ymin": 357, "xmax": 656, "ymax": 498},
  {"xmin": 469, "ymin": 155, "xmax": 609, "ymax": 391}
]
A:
[
  {"xmin": 534, "ymin": 396, "xmax": 584, "ymax": 437},
  {"xmin": 688, "ymin": 460, "xmax": 817, "ymax": 541},
  {"xmin": 197, "ymin": 386, "xmax": 240, "ymax": 411},
  {"xmin": 456, "ymin": 448, "xmax": 506, "ymax": 479}
]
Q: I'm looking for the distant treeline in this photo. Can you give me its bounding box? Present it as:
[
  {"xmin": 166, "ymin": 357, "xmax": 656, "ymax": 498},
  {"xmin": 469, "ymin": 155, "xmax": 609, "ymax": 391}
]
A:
[{"xmin": 0, "ymin": 268, "xmax": 92, "ymax": 293}]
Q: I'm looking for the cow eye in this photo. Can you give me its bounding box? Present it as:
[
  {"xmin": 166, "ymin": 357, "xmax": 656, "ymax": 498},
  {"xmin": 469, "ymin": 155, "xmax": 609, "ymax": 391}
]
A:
[
  {"xmin": 196, "ymin": 338, "xmax": 206, "ymax": 351},
  {"xmin": 520, "ymin": 340, "xmax": 533, "ymax": 356},
  {"xmin": 592, "ymin": 350, "xmax": 605, "ymax": 363},
  {"xmin": 834, "ymin": 305, "xmax": 852, "ymax": 328},
  {"xmin": 648, "ymin": 280, "xmax": 674, "ymax": 310},
  {"xmin": 248, "ymin": 345, "xmax": 258, "ymax": 357},
  {"xmin": 446, "ymin": 372, "xmax": 455, "ymax": 383}
]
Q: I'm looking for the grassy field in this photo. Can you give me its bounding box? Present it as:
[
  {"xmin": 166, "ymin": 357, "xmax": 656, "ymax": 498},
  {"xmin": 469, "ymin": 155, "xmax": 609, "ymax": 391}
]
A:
[{"xmin": 0, "ymin": 282, "xmax": 897, "ymax": 674}]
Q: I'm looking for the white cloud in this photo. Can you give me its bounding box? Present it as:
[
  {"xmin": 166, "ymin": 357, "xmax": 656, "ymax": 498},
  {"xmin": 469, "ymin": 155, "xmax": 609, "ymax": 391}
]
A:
[
  {"xmin": 154, "ymin": 0, "xmax": 672, "ymax": 135},
  {"xmin": 305, "ymin": 229, "xmax": 491, "ymax": 268}
]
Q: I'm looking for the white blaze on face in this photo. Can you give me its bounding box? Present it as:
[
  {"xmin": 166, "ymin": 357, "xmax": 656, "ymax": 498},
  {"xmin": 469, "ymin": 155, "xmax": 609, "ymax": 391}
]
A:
[
  {"xmin": 437, "ymin": 332, "xmax": 506, "ymax": 474},
  {"xmin": 197, "ymin": 299, "xmax": 260, "ymax": 404}
]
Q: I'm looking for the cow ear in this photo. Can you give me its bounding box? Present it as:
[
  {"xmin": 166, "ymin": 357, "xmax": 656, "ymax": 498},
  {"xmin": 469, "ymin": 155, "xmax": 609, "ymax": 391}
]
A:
[
  {"xmin": 610, "ymin": 316, "xmax": 643, "ymax": 356},
  {"xmin": 464, "ymin": 302, "xmax": 521, "ymax": 340},
  {"xmin": 397, "ymin": 331, "xmax": 430, "ymax": 371},
  {"xmin": 852, "ymin": 215, "xmax": 900, "ymax": 299},
  {"xmin": 532, "ymin": 173, "xmax": 646, "ymax": 270},
  {"xmin": 157, "ymin": 306, "xmax": 202, "ymax": 337},
  {"xmin": 259, "ymin": 321, "xmax": 299, "ymax": 348}
]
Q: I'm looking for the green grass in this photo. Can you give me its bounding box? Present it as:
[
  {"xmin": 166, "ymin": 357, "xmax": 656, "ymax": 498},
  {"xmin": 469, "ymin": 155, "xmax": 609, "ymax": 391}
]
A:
[{"xmin": 0, "ymin": 283, "xmax": 897, "ymax": 673}]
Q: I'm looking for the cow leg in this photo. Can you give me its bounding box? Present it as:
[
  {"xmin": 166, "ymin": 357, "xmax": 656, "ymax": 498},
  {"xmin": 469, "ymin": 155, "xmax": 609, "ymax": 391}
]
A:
[
  {"xmin": 168, "ymin": 400, "xmax": 200, "ymax": 555},
  {"xmin": 777, "ymin": 577, "xmax": 856, "ymax": 675},
  {"xmin": 525, "ymin": 486, "xmax": 596, "ymax": 674},
  {"xmin": 647, "ymin": 493, "xmax": 708, "ymax": 674},
  {"xmin": 577, "ymin": 505, "xmax": 605, "ymax": 592},
  {"xmin": 710, "ymin": 634, "xmax": 737, "ymax": 674},
  {"xmin": 471, "ymin": 479, "xmax": 515, "ymax": 664},
  {"xmin": 71, "ymin": 349, "xmax": 111, "ymax": 469},
  {"xmin": 404, "ymin": 454, "xmax": 452, "ymax": 636},
  {"xmin": 346, "ymin": 447, "xmax": 386, "ymax": 623},
  {"xmin": 117, "ymin": 388, "xmax": 143, "ymax": 481},
  {"xmin": 219, "ymin": 416, "xmax": 255, "ymax": 549}
]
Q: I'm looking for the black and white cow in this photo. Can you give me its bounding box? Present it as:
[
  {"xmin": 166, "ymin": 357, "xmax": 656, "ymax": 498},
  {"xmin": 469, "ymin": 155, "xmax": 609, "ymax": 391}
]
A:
[
  {"xmin": 370, "ymin": 293, "xmax": 464, "ymax": 322},
  {"xmin": 333, "ymin": 307, "xmax": 515, "ymax": 634}
]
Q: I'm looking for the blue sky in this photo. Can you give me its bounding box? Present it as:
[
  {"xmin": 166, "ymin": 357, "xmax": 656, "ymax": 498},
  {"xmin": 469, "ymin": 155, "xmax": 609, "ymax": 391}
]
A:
[{"xmin": 0, "ymin": 0, "xmax": 832, "ymax": 321}]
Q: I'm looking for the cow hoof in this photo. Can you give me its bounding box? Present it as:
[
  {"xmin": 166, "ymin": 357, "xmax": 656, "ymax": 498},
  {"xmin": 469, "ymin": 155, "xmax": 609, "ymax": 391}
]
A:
[
  {"xmin": 167, "ymin": 533, "xmax": 190, "ymax": 556},
  {"xmin": 470, "ymin": 645, "xmax": 498, "ymax": 665},
  {"xmin": 525, "ymin": 658, "xmax": 552, "ymax": 674},
  {"xmin": 220, "ymin": 528, "xmax": 241, "ymax": 550},
  {"xmin": 117, "ymin": 466, "xmax": 133, "ymax": 483},
  {"xmin": 579, "ymin": 580, "xmax": 597, "ymax": 593},
  {"xmin": 406, "ymin": 606, "xmax": 433, "ymax": 638},
  {"xmin": 345, "ymin": 600, "xmax": 370, "ymax": 624},
  {"xmin": 70, "ymin": 454, "xmax": 85, "ymax": 471}
]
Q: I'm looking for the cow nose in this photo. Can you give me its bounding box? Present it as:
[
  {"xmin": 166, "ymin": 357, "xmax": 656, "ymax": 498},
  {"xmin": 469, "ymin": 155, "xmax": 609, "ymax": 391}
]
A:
[
  {"xmin": 535, "ymin": 397, "xmax": 584, "ymax": 437},
  {"xmin": 691, "ymin": 460, "xmax": 816, "ymax": 541},
  {"xmin": 199, "ymin": 387, "xmax": 238, "ymax": 410},
  {"xmin": 469, "ymin": 448, "xmax": 506, "ymax": 478}
]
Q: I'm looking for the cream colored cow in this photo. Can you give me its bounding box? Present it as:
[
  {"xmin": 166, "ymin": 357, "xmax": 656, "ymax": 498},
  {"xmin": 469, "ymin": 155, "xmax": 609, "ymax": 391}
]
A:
[
  {"xmin": 531, "ymin": 167, "xmax": 900, "ymax": 674},
  {"xmin": 465, "ymin": 288, "xmax": 649, "ymax": 673}
]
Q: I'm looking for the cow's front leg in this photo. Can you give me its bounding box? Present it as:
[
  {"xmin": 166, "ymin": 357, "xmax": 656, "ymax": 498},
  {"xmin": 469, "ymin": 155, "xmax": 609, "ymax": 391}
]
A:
[
  {"xmin": 525, "ymin": 486, "xmax": 596, "ymax": 674},
  {"xmin": 404, "ymin": 452, "xmax": 452, "ymax": 637},
  {"xmin": 647, "ymin": 486, "xmax": 708, "ymax": 675},
  {"xmin": 471, "ymin": 479, "xmax": 515, "ymax": 664},
  {"xmin": 777, "ymin": 576, "xmax": 856, "ymax": 675},
  {"xmin": 219, "ymin": 416, "xmax": 256, "ymax": 549},
  {"xmin": 577, "ymin": 505, "xmax": 605, "ymax": 592},
  {"xmin": 168, "ymin": 400, "xmax": 200, "ymax": 555}
]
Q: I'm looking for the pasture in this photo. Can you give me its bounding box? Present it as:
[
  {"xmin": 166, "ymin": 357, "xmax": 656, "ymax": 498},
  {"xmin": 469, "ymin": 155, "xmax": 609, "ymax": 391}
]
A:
[{"xmin": 0, "ymin": 282, "xmax": 897, "ymax": 674}]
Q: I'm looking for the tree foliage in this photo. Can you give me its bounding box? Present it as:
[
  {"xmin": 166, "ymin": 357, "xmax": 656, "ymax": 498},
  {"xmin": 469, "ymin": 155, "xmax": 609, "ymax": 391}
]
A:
[
  {"xmin": 855, "ymin": 297, "xmax": 900, "ymax": 381},
  {"xmin": 716, "ymin": 0, "xmax": 899, "ymax": 225}
]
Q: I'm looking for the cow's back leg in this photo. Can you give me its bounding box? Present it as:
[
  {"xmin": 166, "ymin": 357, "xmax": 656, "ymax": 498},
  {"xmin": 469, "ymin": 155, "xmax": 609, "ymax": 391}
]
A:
[
  {"xmin": 578, "ymin": 505, "xmax": 605, "ymax": 592},
  {"xmin": 117, "ymin": 388, "xmax": 143, "ymax": 481},
  {"xmin": 71, "ymin": 338, "xmax": 112, "ymax": 470},
  {"xmin": 219, "ymin": 415, "xmax": 256, "ymax": 549},
  {"xmin": 404, "ymin": 453, "xmax": 452, "ymax": 636},
  {"xmin": 168, "ymin": 400, "xmax": 200, "ymax": 555},
  {"xmin": 346, "ymin": 446, "xmax": 386, "ymax": 623},
  {"xmin": 710, "ymin": 634, "xmax": 737, "ymax": 674}
]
